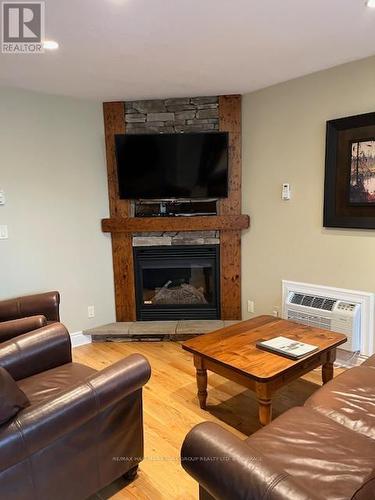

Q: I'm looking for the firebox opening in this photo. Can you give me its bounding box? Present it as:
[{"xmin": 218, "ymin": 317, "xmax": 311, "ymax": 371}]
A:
[{"xmin": 134, "ymin": 245, "xmax": 220, "ymax": 320}]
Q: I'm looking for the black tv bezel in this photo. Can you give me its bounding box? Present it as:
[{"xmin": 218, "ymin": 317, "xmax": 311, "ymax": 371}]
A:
[{"xmin": 114, "ymin": 131, "xmax": 229, "ymax": 201}]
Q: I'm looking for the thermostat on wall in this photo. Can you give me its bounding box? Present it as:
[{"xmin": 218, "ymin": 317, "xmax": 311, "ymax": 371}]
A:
[{"xmin": 282, "ymin": 183, "xmax": 291, "ymax": 200}]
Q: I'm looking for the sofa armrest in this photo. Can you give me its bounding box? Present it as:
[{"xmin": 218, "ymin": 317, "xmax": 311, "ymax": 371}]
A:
[
  {"xmin": 0, "ymin": 323, "xmax": 72, "ymax": 380},
  {"xmin": 87, "ymin": 353, "xmax": 151, "ymax": 409},
  {"xmin": 181, "ymin": 422, "xmax": 312, "ymax": 500},
  {"xmin": 0, "ymin": 291, "xmax": 60, "ymax": 323},
  {"xmin": 361, "ymin": 353, "xmax": 375, "ymax": 368},
  {"xmin": 0, "ymin": 354, "xmax": 151, "ymax": 473},
  {"xmin": 0, "ymin": 315, "xmax": 47, "ymax": 342}
]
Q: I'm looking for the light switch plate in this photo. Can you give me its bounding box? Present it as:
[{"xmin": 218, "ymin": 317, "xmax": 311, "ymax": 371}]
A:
[{"xmin": 0, "ymin": 225, "xmax": 8, "ymax": 239}]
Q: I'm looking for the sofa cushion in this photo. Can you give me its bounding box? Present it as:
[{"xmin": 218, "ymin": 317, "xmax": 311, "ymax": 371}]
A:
[
  {"xmin": 362, "ymin": 354, "xmax": 375, "ymax": 368},
  {"xmin": 246, "ymin": 407, "xmax": 375, "ymax": 500},
  {"xmin": 304, "ymin": 366, "xmax": 375, "ymax": 440},
  {"xmin": 17, "ymin": 362, "xmax": 96, "ymax": 406},
  {"xmin": 0, "ymin": 366, "xmax": 29, "ymax": 424}
]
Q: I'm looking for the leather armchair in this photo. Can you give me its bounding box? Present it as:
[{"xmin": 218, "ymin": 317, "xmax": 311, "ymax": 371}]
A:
[
  {"xmin": 0, "ymin": 323, "xmax": 151, "ymax": 500},
  {"xmin": 0, "ymin": 291, "xmax": 60, "ymax": 323},
  {"xmin": 0, "ymin": 291, "xmax": 60, "ymax": 343},
  {"xmin": 0, "ymin": 315, "xmax": 47, "ymax": 343}
]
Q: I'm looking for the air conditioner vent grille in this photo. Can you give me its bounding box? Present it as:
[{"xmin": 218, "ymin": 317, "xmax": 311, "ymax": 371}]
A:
[
  {"xmin": 302, "ymin": 295, "xmax": 314, "ymax": 307},
  {"xmin": 312, "ymin": 297, "xmax": 324, "ymax": 309},
  {"xmin": 290, "ymin": 293, "xmax": 303, "ymax": 305},
  {"xmin": 321, "ymin": 299, "xmax": 336, "ymax": 311},
  {"xmin": 290, "ymin": 293, "xmax": 337, "ymax": 312}
]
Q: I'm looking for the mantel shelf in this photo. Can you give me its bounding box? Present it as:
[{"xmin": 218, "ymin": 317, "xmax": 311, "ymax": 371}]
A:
[{"xmin": 102, "ymin": 215, "xmax": 250, "ymax": 233}]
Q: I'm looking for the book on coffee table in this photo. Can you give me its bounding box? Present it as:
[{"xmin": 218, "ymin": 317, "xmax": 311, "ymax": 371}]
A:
[{"xmin": 256, "ymin": 336, "xmax": 319, "ymax": 359}]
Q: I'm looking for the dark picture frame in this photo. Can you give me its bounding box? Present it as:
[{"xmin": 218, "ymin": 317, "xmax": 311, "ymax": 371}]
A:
[{"xmin": 324, "ymin": 112, "xmax": 375, "ymax": 229}]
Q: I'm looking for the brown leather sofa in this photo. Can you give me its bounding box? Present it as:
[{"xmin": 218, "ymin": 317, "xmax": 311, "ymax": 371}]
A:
[
  {"xmin": 181, "ymin": 355, "xmax": 375, "ymax": 500},
  {"xmin": 0, "ymin": 291, "xmax": 60, "ymax": 342},
  {"xmin": 0, "ymin": 322, "xmax": 151, "ymax": 500}
]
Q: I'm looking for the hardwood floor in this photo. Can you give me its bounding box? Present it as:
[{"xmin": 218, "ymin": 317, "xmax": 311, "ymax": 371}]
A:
[{"xmin": 74, "ymin": 341, "xmax": 341, "ymax": 500}]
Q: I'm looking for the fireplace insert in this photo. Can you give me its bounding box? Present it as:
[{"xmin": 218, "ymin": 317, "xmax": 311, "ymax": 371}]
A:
[{"xmin": 133, "ymin": 245, "xmax": 220, "ymax": 320}]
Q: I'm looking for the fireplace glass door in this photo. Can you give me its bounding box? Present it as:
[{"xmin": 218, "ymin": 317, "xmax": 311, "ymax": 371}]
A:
[{"xmin": 134, "ymin": 245, "xmax": 220, "ymax": 320}]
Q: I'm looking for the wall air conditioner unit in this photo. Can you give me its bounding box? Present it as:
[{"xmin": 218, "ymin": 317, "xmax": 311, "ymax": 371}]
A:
[{"xmin": 285, "ymin": 292, "xmax": 361, "ymax": 352}]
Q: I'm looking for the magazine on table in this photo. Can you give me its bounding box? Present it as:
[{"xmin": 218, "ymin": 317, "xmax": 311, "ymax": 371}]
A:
[{"xmin": 256, "ymin": 336, "xmax": 319, "ymax": 359}]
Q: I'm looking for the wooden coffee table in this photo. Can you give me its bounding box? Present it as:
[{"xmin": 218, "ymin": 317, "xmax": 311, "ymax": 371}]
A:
[{"xmin": 182, "ymin": 315, "xmax": 347, "ymax": 426}]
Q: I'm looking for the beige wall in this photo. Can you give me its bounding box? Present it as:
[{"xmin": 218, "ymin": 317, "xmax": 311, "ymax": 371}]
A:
[
  {"xmin": 0, "ymin": 87, "xmax": 115, "ymax": 333},
  {"xmin": 242, "ymin": 56, "xmax": 375, "ymax": 320}
]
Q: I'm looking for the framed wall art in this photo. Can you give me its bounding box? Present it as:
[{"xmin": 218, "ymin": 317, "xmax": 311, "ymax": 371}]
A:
[{"xmin": 324, "ymin": 111, "xmax": 375, "ymax": 229}]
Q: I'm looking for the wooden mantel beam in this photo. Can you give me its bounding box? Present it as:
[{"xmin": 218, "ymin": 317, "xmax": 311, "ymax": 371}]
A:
[{"xmin": 102, "ymin": 215, "xmax": 250, "ymax": 233}]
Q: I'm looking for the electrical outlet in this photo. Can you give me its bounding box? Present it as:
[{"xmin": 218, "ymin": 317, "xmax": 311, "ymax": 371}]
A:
[
  {"xmin": 0, "ymin": 225, "xmax": 8, "ymax": 239},
  {"xmin": 88, "ymin": 305, "xmax": 95, "ymax": 318},
  {"xmin": 247, "ymin": 300, "xmax": 255, "ymax": 313},
  {"xmin": 272, "ymin": 306, "xmax": 280, "ymax": 317},
  {"xmin": 0, "ymin": 190, "xmax": 5, "ymax": 205}
]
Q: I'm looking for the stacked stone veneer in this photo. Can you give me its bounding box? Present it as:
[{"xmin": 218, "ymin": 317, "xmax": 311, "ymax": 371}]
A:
[
  {"xmin": 126, "ymin": 96, "xmax": 220, "ymax": 246},
  {"xmin": 132, "ymin": 231, "xmax": 220, "ymax": 247},
  {"xmin": 125, "ymin": 96, "xmax": 219, "ymax": 134}
]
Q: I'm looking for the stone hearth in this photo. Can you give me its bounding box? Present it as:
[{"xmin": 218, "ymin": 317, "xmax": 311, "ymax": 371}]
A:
[{"xmin": 83, "ymin": 320, "xmax": 239, "ymax": 342}]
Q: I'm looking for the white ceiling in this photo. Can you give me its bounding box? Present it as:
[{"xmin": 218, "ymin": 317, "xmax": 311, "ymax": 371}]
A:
[{"xmin": 1, "ymin": 0, "xmax": 375, "ymax": 101}]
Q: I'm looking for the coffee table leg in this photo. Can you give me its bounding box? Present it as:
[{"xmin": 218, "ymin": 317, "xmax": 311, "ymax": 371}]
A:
[
  {"xmin": 322, "ymin": 362, "xmax": 334, "ymax": 384},
  {"xmin": 196, "ymin": 369, "xmax": 208, "ymax": 409},
  {"xmin": 256, "ymin": 383, "xmax": 272, "ymax": 426},
  {"xmin": 194, "ymin": 355, "xmax": 207, "ymax": 410},
  {"xmin": 322, "ymin": 349, "xmax": 336, "ymax": 385},
  {"xmin": 258, "ymin": 398, "xmax": 272, "ymax": 426}
]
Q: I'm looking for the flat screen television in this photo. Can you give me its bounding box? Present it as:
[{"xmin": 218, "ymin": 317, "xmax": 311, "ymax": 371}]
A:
[{"xmin": 115, "ymin": 132, "xmax": 228, "ymax": 199}]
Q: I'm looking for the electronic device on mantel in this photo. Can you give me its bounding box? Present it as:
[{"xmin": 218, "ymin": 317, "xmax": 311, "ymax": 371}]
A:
[
  {"xmin": 134, "ymin": 199, "xmax": 218, "ymax": 218},
  {"xmin": 115, "ymin": 132, "xmax": 229, "ymax": 217}
]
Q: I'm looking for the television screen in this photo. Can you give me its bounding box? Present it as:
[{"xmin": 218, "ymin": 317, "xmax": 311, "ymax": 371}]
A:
[{"xmin": 115, "ymin": 132, "xmax": 228, "ymax": 199}]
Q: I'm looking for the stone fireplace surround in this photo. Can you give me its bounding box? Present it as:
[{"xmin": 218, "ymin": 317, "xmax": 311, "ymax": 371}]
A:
[{"xmin": 102, "ymin": 95, "xmax": 248, "ymax": 322}]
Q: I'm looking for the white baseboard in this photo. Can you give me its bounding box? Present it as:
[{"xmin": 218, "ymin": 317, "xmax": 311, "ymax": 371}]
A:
[{"xmin": 70, "ymin": 331, "xmax": 92, "ymax": 348}]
